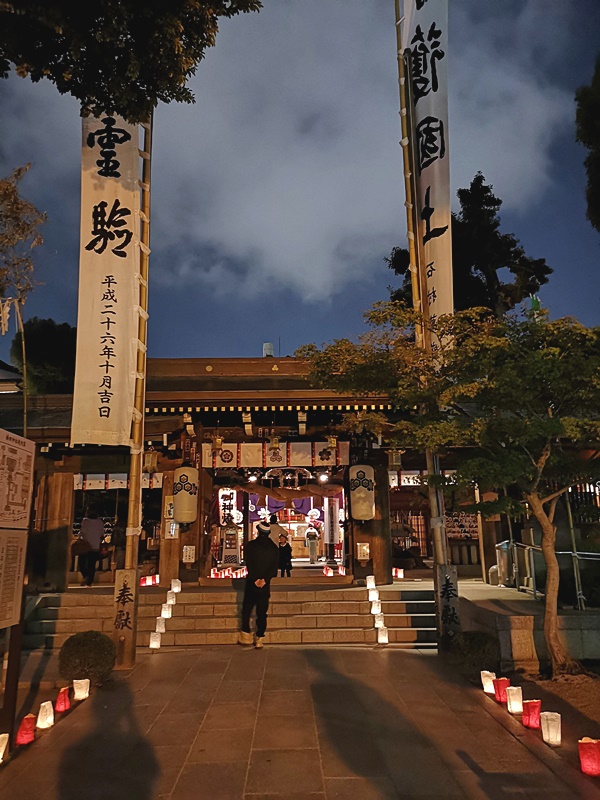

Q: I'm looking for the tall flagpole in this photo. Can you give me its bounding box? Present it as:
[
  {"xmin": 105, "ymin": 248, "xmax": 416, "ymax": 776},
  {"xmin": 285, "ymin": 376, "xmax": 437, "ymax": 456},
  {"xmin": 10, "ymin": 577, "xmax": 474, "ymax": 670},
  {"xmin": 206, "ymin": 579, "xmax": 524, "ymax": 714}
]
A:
[{"xmin": 115, "ymin": 113, "xmax": 153, "ymax": 668}]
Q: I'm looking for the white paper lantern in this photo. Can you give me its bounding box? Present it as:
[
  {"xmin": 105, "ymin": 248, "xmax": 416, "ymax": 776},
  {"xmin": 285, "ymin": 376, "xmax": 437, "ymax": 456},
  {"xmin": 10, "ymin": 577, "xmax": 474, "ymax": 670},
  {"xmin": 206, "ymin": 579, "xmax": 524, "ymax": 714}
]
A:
[
  {"xmin": 377, "ymin": 626, "xmax": 389, "ymax": 644},
  {"xmin": 541, "ymin": 712, "xmax": 561, "ymax": 747},
  {"xmin": 371, "ymin": 600, "xmax": 382, "ymax": 615},
  {"xmin": 374, "ymin": 613, "xmax": 385, "ymax": 629},
  {"xmin": 36, "ymin": 701, "xmax": 55, "ymax": 729},
  {"xmin": 506, "ymin": 686, "xmax": 523, "ymax": 714},
  {"xmin": 480, "ymin": 671, "xmax": 497, "ymax": 694},
  {"xmin": 173, "ymin": 466, "xmax": 199, "ymax": 523},
  {"xmin": 0, "ymin": 733, "xmax": 8, "ymax": 763},
  {"xmin": 149, "ymin": 632, "xmax": 161, "ymax": 650},
  {"xmin": 349, "ymin": 465, "xmax": 375, "ymax": 520},
  {"xmin": 366, "ymin": 575, "xmax": 376, "ymax": 589},
  {"xmin": 73, "ymin": 679, "xmax": 90, "ymax": 701},
  {"xmin": 156, "ymin": 617, "xmax": 166, "ymax": 633},
  {"xmin": 166, "ymin": 590, "xmax": 177, "ymax": 605},
  {"xmin": 161, "ymin": 603, "xmax": 172, "ymax": 619},
  {"xmin": 170, "ymin": 578, "xmax": 182, "ymax": 593},
  {"xmin": 368, "ymin": 588, "xmax": 379, "ymax": 602}
]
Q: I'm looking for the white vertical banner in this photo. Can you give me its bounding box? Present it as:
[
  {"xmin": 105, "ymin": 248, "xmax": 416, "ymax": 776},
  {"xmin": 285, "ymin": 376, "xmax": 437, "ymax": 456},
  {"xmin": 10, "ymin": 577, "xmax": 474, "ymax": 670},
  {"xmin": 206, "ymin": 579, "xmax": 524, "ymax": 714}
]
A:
[
  {"xmin": 71, "ymin": 114, "xmax": 141, "ymax": 446},
  {"xmin": 401, "ymin": 0, "xmax": 453, "ymax": 326}
]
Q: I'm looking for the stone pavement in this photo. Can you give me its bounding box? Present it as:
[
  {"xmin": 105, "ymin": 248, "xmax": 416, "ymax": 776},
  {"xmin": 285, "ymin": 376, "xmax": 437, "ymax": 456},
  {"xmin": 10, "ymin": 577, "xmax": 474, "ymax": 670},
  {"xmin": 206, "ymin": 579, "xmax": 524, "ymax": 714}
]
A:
[{"xmin": 1, "ymin": 646, "xmax": 599, "ymax": 800}]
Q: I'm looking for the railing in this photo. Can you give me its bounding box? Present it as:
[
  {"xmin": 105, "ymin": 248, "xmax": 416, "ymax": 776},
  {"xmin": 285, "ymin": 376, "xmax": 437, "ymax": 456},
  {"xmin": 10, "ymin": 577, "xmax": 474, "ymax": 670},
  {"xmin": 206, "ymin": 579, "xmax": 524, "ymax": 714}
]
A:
[{"xmin": 497, "ymin": 540, "xmax": 600, "ymax": 611}]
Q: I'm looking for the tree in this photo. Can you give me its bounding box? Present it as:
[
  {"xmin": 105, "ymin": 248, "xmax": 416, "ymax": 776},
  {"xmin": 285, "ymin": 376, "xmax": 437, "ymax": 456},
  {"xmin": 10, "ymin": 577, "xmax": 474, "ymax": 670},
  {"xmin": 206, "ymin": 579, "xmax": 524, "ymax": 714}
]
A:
[
  {"xmin": 576, "ymin": 55, "xmax": 600, "ymax": 233},
  {"xmin": 299, "ymin": 303, "xmax": 600, "ymax": 675},
  {"xmin": 387, "ymin": 173, "xmax": 552, "ymax": 318},
  {"xmin": 0, "ymin": 164, "xmax": 45, "ymax": 302},
  {"xmin": 10, "ymin": 317, "xmax": 76, "ymax": 394},
  {"xmin": 0, "ymin": 1, "xmax": 262, "ymax": 122}
]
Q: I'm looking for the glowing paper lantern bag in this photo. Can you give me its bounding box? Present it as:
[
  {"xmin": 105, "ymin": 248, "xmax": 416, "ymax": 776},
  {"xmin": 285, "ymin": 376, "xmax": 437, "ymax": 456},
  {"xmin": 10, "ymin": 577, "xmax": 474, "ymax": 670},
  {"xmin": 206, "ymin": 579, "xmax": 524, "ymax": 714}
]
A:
[
  {"xmin": 522, "ymin": 699, "xmax": 541, "ymax": 729},
  {"xmin": 0, "ymin": 733, "xmax": 8, "ymax": 763},
  {"xmin": 73, "ymin": 679, "xmax": 91, "ymax": 701},
  {"xmin": 492, "ymin": 677, "xmax": 510, "ymax": 703},
  {"xmin": 55, "ymin": 687, "xmax": 71, "ymax": 713},
  {"xmin": 579, "ymin": 738, "xmax": 600, "ymax": 776},
  {"xmin": 36, "ymin": 701, "xmax": 55, "ymax": 729},
  {"xmin": 480, "ymin": 671, "xmax": 496, "ymax": 694},
  {"xmin": 173, "ymin": 466, "xmax": 199, "ymax": 523},
  {"xmin": 16, "ymin": 714, "xmax": 36, "ymax": 745}
]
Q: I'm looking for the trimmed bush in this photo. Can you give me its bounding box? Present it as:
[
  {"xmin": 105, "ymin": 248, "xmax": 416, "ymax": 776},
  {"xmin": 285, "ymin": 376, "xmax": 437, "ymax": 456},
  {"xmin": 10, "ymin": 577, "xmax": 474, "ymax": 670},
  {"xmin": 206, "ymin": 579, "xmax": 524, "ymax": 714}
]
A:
[
  {"xmin": 450, "ymin": 630, "xmax": 501, "ymax": 679},
  {"xmin": 58, "ymin": 631, "xmax": 116, "ymax": 686}
]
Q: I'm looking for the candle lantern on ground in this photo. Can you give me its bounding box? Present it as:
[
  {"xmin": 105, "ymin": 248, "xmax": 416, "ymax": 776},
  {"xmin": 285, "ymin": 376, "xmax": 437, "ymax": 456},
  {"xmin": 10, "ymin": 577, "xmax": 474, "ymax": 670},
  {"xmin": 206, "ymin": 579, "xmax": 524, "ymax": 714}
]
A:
[
  {"xmin": 371, "ymin": 600, "xmax": 382, "ymax": 615},
  {"xmin": 36, "ymin": 701, "xmax": 55, "ymax": 729},
  {"xmin": 506, "ymin": 686, "xmax": 523, "ymax": 715},
  {"xmin": 149, "ymin": 632, "xmax": 161, "ymax": 650},
  {"xmin": 156, "ymin": 617, "xmax": 166, "ymax": 633},
  {"xmin": 55, "ymin": 687, "xmax": 71, "ymax": 713},
  {"xmin": 73, "ymin": 679, "xmax": 90, "ymax": 701},
  {"xmin": 0, "ymin": 733, "xmax": 8, "ymax": 763},
  {"xmin": 493, "ymin": 677, "xmax": 510, "ymax": 703},
  {"xmin": 166, "ymin": 590, "xmax": 177, "ymax": 605},
  {"xmin": 377, "ymin": 626, "xmax": 389, "ymax": 644},
  {"xmin": 161, "ymin": 603, "xmax": 172, "ymax": 619},
  {"xmin": 540, "ymin": 712, "xmax": 561, "ymax": 746},
  {"xmin": 15, "ymin": 714, "xmax": 36, "ymax": 745},
  {"xmin": 368, "ymin": 588, "xmax": 379, "ymax": 602},
  {"xmin": 579, "ymin": 738, "xmax": 600, "ymax": 776},
  {"xmin": 522, "ymin": 700, "xmax": 541, "ymax": 729},
  {"xmin": 480, "ymin": 671, "xmax": 496, "ymax": 694},
  {"xmin": 366, "ymin": 575, "xmax": 376, "ymax": 590},
  {"xmin": 374, "ymin": 613, "xmax": 385, "ymax": 629},
  {"xmin": 171, "ymin": 578, "xmax": 182, "ymax": 593}
]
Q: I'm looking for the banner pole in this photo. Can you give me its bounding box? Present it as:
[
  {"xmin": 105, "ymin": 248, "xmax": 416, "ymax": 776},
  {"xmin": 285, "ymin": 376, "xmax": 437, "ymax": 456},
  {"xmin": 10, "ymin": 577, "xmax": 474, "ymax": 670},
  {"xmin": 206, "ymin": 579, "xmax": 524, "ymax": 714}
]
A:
[{"xmin": 116, "ymin": 113, "xmax": 153, "ymax": 668}]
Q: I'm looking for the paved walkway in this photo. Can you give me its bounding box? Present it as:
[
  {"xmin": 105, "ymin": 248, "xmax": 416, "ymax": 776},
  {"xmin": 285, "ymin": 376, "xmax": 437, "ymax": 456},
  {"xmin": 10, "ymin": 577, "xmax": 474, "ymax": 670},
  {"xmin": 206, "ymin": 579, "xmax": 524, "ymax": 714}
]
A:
[{"xmin": 1, "ymin": 646, "xmax": 599, "ymax": 800}]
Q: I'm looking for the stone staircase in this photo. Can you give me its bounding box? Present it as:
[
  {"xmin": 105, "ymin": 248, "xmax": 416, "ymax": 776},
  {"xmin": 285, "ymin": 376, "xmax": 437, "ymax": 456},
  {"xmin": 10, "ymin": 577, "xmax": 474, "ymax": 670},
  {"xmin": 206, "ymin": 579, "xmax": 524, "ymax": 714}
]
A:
[{"xmin": 23, "ymin": 586, "xmax": 438, "ymax": 651}]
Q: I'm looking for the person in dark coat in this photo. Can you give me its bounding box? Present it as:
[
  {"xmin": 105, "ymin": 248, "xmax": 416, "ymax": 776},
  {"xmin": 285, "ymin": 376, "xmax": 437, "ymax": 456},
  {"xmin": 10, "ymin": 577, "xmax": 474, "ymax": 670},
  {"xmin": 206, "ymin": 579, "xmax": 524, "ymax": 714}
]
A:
[
  {"xmin": 278, "ymin": 533, "xmax": 292, "ymax": 578},
  {"xmin": 239, "ymin": 523, "xmax": 279, "ymax": 648}
]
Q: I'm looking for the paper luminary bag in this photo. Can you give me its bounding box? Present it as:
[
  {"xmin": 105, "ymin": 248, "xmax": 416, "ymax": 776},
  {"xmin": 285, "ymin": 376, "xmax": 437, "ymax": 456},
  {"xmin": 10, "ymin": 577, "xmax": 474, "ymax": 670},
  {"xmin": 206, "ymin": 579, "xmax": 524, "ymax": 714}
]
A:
[
  {"xmin": 55, "ymin": 687, "xmax": 71, "ymax": 713},
  {"xmin": 73, "ymin": 679, "xmax": 91, "ymax": 701},
  {"xmin": 480, "ymin": 671, "xmax": 496, "ymax": 694},
  {"xmin": 368, "ymin": 588, "xmax": 379, "ymax": 602},
  {"xmin": 16, "ymin": 714, "xmax": 36, "ymax": 745},
  {"xmin": 492, "ymin": 677, "xmax": 510, "ymax": 703},
  {"xmin": 166, "ymin": 590, "xmax": 177, "ymax": 605},
  {"xmin": 36, "ymin": 701, "xmax": 55, "ymax": 729},
  {"xmin": 522, "ymin": 700, "xmax": 541, "ymax": 729},
  {"xmin": 149, "ymin": 632, "xmax": 161, "ymax": 650},
  {"xmin": 0, "ymin": 733, "xmax": 8, "ymax": 763},
  {"xmin": 506, "ymin": 686, "xmax": 523, "ymax": 715},
  {"xmin": 366, "ymin": 575, "xmax": 376, "ymax": 590},
  {"xmin": 579, "ymin": 738, "xmax": 600, "ymax": 776},
  {"xmin": 170, "ymin": 578, "xmax": 182, "ymax": 593},
  {"xmin": 540, "ymin": 712, "xmax": 561, "ymax": 746}
]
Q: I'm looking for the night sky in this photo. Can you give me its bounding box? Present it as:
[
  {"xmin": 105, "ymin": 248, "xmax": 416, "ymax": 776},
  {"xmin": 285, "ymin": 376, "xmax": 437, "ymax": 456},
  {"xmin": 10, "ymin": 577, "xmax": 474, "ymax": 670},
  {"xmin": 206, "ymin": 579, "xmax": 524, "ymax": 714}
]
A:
[{"xmin": 0, "ymin": 0, "xmax": 599, "ymax": 364}]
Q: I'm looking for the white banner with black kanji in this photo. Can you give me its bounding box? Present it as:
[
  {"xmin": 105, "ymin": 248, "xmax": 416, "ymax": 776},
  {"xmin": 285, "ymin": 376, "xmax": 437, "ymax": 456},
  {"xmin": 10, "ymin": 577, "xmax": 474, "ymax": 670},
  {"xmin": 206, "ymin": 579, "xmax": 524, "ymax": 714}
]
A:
[
  {"xmin": 71, "ymin": 114, "xmax": 141, "ymax": 446},
  {"xmin": 402, "ymin": 0, "xmax": 453, "ymax": 324}
]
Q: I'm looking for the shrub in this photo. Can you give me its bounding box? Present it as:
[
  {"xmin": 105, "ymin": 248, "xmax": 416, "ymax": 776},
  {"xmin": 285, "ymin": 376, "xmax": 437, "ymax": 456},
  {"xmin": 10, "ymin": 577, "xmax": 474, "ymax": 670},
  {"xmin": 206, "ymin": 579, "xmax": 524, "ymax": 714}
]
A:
[
  {"xmin": 58, "ymin": 631, "xmax": 116, "ymax": 686},
  {"xmin": 450, "ymin": 630, "xmax": 501, "ymax": 679}
]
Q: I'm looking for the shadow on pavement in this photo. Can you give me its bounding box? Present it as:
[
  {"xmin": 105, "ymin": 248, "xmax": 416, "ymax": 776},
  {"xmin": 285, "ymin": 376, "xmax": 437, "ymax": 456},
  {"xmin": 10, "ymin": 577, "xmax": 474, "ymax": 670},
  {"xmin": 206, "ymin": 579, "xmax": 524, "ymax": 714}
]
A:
[{"xmin": 57, "ymin": 680, "xmax": 158, "ymax": 800}]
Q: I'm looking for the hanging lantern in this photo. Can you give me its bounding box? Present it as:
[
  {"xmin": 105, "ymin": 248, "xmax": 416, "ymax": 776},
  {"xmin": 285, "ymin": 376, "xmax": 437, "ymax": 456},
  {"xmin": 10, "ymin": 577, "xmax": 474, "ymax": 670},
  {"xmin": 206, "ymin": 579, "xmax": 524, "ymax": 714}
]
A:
[
  {"xmin": 327, "ymin": 435, "xmax": 337, "ymax": 450},
  {"xmin": 540, "ymin": 712, "xmax": 561, "ymax": 747},
  {"xmin": 371, "ymin": 600, "xmax": 382, "ymax": 615},
  {"xmin": 377, "ymin": 626, "xmax": 389, "ymax": 644},
  {"xmin": 36, "ymin": 701, "xmax": 55, "ymax": 729},
  {"xmin": 506, "ymin": 686, "xmax": 523, "ymax": 715},
  {"xmin": 366, "ymin": 575, "xmax": 376, "ymax": 590},
  {"xmin": 368, "ymin": 588, "xmax": 379, "ymax": 602},
  {"xmin": 268, "ymin": 435, "xmax": 280, "ymax": 451},
  {"xmin": 480, "ymin": 671, "xmax": 497, "ymax": 694},
  {"xmin": 173, "ymin": 465, "xmax": 199, "ymax": 524},
  {"xmin": 211, "ymin": 435, "xmax": 223, "ymax": 453},
  {"xmin": 0, "ymin": 733, "xmax": 8, "ymax": 763},
  {"xmin": 578, "ymin": 738, "xmax": 600, "ymax": 776},
  {"xmin": 73, "ymin": 679, "xmax": 90, "ymax": 701},
  {"xmin": 15, "ymin": 714, "xmax": 36, "ymax": 745},
  {"xmin": 170, "ymin": 578, "xmax": 182, "ymax": 593},
  {"xmin": 522, "ymin": 700, "xmax": 542, "ymax": 729},
  {"xmin": 492, "ymin": 677, "xmax": 510, "ymax": 703},
  {"xmin": 156, "ymin": 617, "xmax": 166, "ymax": 633},
  {"xmin": 166, "ymin": 590, "xmax": 177, "ymax": 605},
  {"xmin": 149, "ymin": 632, "xmax": 161, "ymax": 650},
  {"xmin": 55, "ymin": 687, "xmax": 71, "ymax": 713},
  {"xmin": 161, "ymin": 603, "xmax": 172, "ymax": 619},
  {"xmin": 374, "ymin": 613, "xmax": 385, "ymax": 629},
  {"xmin": 143, "ymin": 447, "xmax": 159, "ymax": 473},
  {"xmin": 349, "ymin": 465, "xmax": 375, "ymax": 520}
]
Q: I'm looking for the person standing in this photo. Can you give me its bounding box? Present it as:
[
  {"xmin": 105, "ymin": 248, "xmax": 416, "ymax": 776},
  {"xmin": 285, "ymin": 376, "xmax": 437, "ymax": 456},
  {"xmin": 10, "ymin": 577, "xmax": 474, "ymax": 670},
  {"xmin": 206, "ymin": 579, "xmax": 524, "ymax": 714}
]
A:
[
  {"xmin": 305, "ymin": 523, "xmax": 320, "ymax": 564},
  {"xmin": 278, "ymin": 533, "xmax": 292, "ymax": 578},
  {"xmin": 269, "ymin": 514, "xmax": 288, "ymax": 547},
  {"xmin": 79, "ymin": 511, "xmax": 105, "ymax": 587},
  {"xmin": 239, "ymin": 522, "xmax": 279, "ymax": 648}
]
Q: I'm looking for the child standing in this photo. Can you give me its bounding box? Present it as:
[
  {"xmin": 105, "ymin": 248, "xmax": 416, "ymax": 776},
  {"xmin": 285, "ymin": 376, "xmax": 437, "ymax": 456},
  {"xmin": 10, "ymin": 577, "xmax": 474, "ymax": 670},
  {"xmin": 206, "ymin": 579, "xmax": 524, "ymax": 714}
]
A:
[{"xmin": 278, "ymin": 533, "xmax": 292, "ymax": 577}]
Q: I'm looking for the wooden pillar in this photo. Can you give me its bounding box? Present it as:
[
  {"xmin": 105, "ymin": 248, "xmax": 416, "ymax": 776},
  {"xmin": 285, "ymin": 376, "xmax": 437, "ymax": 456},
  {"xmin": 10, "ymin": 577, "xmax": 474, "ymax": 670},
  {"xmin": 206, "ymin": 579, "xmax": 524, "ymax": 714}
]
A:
[
  {"xmin": 44, "ymin": 473, "xmax": 75, "ymax": 592},
  {"xmin": 159, "ymin": 471, "xmax": 179, "ymax": 588},
  {"xmin": 197, "ymin": 468, "xmax": 213, "ymax": 578}
]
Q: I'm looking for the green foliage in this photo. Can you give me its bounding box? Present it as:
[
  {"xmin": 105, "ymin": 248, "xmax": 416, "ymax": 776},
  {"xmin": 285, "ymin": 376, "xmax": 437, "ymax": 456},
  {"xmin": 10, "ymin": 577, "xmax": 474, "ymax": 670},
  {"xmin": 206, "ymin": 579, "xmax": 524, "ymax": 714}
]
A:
[
  {"xmin": 0, "ymin": 164, "xmax": 45, "ymax": 301},
  {"xmin": 300, "ymin": 302, "xmax": 600, "ymax": 503},
  {"xmin": 450, "ymin": 630, "xmax": 501, "ymax": 678},
  {"xmin": 10, "ymin": 316, "xmax": 76, "ymax": 393},
  {"xmin": 58, "ymin": 630, "xmax": 116, "ymax": 686},
  {"xmin": 576, "ymin": 55, "xmax": 600, "ymax": 233},
  {"xmin": 0, "ymin": 1, "xmax": 262, "ymax": 122},
  {"xmin": 387, "ymin": 173, "xmax": 552, "ymax": 317}
]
